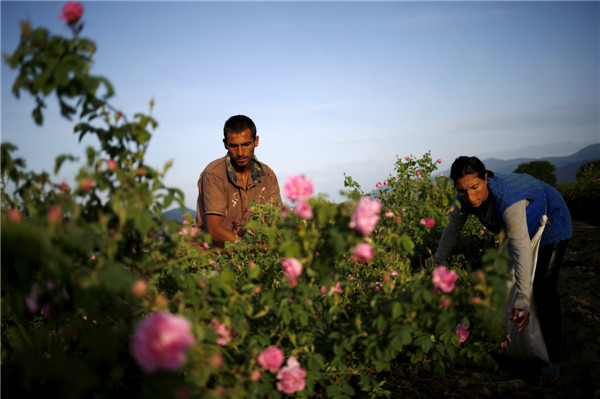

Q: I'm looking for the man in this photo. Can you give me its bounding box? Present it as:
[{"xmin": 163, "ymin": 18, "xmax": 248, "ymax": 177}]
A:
[{"xmin": 196, "ymin": 115, "xmax": 282, "ymax": 246}]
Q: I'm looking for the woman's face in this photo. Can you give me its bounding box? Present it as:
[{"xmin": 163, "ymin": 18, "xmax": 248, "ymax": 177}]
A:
[{"xmin": 455, "ymin": 173, "xmax": 489, "ymax": 208}]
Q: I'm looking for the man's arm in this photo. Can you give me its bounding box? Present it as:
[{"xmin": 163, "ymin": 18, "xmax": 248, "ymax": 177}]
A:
[{"xmin": 205, "ymin": 214, "xmax": 238, "ymax": 245}]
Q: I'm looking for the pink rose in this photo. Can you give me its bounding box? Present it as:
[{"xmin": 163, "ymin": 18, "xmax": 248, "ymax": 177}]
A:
[
  {"xmin": 320, "ymin": 285, "xmax": 327, "ymax": 294},
  {"xmin": 420, "ymin": 218, "xmax": 435, "ymax": 229},
  {"xmin": 456, "ymin": 323, "xmax": 469, "ymax": 343},
  {"xmin": 80, "ymin": 177, "xmax": 94, "ymax": 192},
  {"xmin": 59, "ymin": 2, "xmax": 83, "ymax": 24},
  {"xmin": 476, "ymin": 270, "xmax": 484, "ymax": 280},
  {"xmin": 281, "ymin": 258, "xmax": 302, "ymax": 283},
  {"xmin": 210, "ymin": 319, "xmax": 234, "ymax": 346},
  {"xmin": 132, "ymin": 279, "xmax": 148, "ymax": 297},
  {"xmin": 47, "ymin": 205, "xmax": 63, "ymax": 224},
  {"xmin": 8, "ymin": 209, "xmax": 22, "ymax": 223},
  {"xmin": 437, "ymin": 158, "xmax": 442, "ymax": 163},
  {"xmin": 250, "ymin": 370, "xmax": 262, "ymax": 381},
  {"xmin": 432, "ymin": 266, "xmax": 459, "ymax": 293},
  {"xmin": 257, "ymin": 346, "xmax": 284, "ymax": 372},
  {"xmin": 276, "ymin": 357, "xmax": 307, "ymax": 395},
  {"xmin": 376, "ymin": 182, "xmax": 382, "ymax": 188},
  {"xmin": 349, "ymin": 197, "xmax": 382, "ymax": 235},
  {"xmin": 352, "ymin": 243, "xmax": 374, "ymax": 263},
  {"xmin": 107, "ymin": 158, "xmax": 117, "ymax": 171},
  {"xmin": 384, "ymin": 211, "xmax": 394, "ymax": 218},
  {"xmin": 442, "ymin": 298, "xmax": 451, "ymax": 308},
  {"xmin": 294, "ymin": 201, "xmax": 313, "ymax": 219},
  {"xmin": 131, "ymin": 312, "xmax": 195, "ymax": 374},
  {"xmin": 328, "ymin": 281, "xmax": 343, "ymax": 296},
  {"xmin": 283, "ymin": 174, "xmax": 314, "ymax": 202}
]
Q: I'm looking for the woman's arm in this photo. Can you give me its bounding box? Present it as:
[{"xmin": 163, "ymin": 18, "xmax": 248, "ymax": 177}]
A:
[
  {"xmin": 503, "ymin": 199, "xmax": 534, "ymax": 330},
  {"xmin": 432, "ymin": 205, "xmax": 469, "ymax": 265}
]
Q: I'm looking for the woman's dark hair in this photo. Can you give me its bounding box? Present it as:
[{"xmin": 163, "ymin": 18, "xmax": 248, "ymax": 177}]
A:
[{"xmin": 450, "ymin": 156, "xmax": 495, "ymax": 183}]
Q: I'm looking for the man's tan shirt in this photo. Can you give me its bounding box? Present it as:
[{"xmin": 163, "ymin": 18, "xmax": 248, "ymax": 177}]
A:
[{"xmin": 197, "ymin": 155, "xmax": 282, "ymax": 238}]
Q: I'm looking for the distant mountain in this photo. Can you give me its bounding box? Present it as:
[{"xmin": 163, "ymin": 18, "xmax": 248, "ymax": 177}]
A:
[
  {"xmin": 163, "ymin": 207, "xmax": 196, "ymax": 223},
  {"xmin": 439, "ymin": 143, "xmax": 600, "ymax": 183}
]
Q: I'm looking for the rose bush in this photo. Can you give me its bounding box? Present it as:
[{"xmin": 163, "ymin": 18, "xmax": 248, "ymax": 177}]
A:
[{"xmin": 1, "ymin": 5, "xmax": 512, "ymax": 398}]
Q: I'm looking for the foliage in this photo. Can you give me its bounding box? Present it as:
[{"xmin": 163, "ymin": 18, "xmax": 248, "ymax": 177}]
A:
[
  {"xmin": 557, "ymin": 159, "xmax": 600, "ymax": 225},
  {"xmin": 2, "ymin": 9, "xmax": 513, "ymax": 399},
  {"xmin": 513, "ymin": 160, "xmax": 557, "ymax": 187}
]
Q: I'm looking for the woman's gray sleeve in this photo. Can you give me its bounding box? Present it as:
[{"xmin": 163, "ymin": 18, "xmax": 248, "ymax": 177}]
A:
[
  {"xmin": 503, "ymin": 200, "xmax": 533, "ymax": 311},
  {"xmin": 432, "ymin": 206, "xmax": 469, "ymax": 265}
]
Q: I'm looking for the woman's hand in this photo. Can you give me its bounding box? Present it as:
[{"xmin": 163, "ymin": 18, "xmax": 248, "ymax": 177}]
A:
[{"xmin": 512, "ymin": 309, "xmax": 530, "ymax": 332}]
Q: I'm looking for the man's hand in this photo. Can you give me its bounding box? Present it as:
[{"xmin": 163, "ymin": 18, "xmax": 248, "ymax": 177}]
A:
[{"xmin": 512, "ymin": 308, "xmax": 530, "ymax": 332}]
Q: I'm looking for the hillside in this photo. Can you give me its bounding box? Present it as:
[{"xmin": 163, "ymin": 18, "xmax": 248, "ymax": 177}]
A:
[{"xmin": 439, "ymin": 143, "xmax": 599, "ymax": 183}]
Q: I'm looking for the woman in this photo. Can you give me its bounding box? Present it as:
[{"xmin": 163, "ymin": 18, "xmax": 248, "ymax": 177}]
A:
[{"xmin": 431, "ymin": 156, "xmax": 571, "ymax": 386}]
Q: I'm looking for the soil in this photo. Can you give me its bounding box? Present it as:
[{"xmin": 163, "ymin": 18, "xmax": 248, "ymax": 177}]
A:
[{"xmin": 393, "ymin": 219, "xmax": 600, "ymax": 399}]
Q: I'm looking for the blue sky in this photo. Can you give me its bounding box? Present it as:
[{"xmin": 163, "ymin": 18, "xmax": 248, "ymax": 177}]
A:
[{"xmin": 2, "ymin": 1, "xmax": 599, "ymax": 209}]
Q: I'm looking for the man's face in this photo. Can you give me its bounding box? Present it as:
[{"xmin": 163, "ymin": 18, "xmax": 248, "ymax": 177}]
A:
[{"xmin": 224, "ymin": 128, "xmax": 259, "ymax": 169}]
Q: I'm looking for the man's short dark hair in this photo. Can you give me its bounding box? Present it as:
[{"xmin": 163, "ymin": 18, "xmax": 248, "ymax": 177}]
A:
[{"xmin": 224, "ymin": 115, "xmax": 256, "ymax": 140}]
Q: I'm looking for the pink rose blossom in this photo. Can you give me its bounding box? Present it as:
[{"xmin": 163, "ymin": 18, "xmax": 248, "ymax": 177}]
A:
[
  {"xmin": 276, "ymin": 357, "xmax": 307, "ymax": 395},
  {"xmin": 131, "ymin": 312, "xmax": 195, "ymax": 374},
  {"xmin": 376, "ymin": 182, "xmax": 382, "ymax": 188},
  {"xmin": 385, "ymin": 211, "xmax": 394, "ymax": 218},
  {"xmin": 283, "ymin": 174, "xmax": 314, "ymax": 202},
  {"xmin": 476, "ymin": 270, "xmax": 484, "ymax": 280},
  {"xmin": 59, "ymin": 2, "xmax": 83, "ymax": 24},
  {"xmin": 352, "ymin": 243, "xmax": 374, "ymax": 263},
  {"xmin": 211, "ymin": 354, "xmax": 224, "ymax": 369},
  {"xmin": 456, "ymin": 323, "xmax": 469, "ymax": 343},
  {"xmin": 328, "ymin": 281, "xmax": 343, "ymax": 296},
  {"xmin": 294, "ymin": 201, "xmax": 313, "ymax": 219},
  {"xmin": 60, "ymin": 181, "xmax": 69, "ymax": 191},
  {"xmin": 132, "ymin": 279, "xmax": 148, "ymax": 297},
  {"xmin": 415, "ymin": 170, "xmax": 420, "ymax": 177},
  {"xmin": 349, "ymin": 197, "xmax": 382, "ymax": 235},
  {"xmin": 107, "ymin": 158, "xmax": 117, "ymax": 171},
  {"xmin": 250, "ymin": 370, "xmax": 262, "ymax": 381},
  {"xmin": 257, "ymin": 346, "xmax": 284, "ymax": 372},
  {"xmin": 372, "ymin": 281, "xmax": 383, "ymax": 292},
  {"xmin": 8, "ymin": 209, "xmax": 22, "ymax": 223},
  {"xmin": 210, "ymin": 319, "xmax": 234, "ymax": 346},
  {"xmin": 320, "ymin": 285, "xmax": 327, "ymax": 294},
  {"xmin": 432, "ymin": 266, "xmax": 459, "ymax": 293},
  {"xmin": 281, "ymin": 258, "xmax": 303, "ymax": 284},
  {"xmin": 405, "ymin": 156, "xmax": 410, "ymax": 160},
  {"xmin": 420, "ymin": 218, "xmax": 435, "ymax": 229},
  {"xmin": 442, "ymin": 298, "xmax": 451, "ymax": 308},
  {"xmin": 437, "ymin": 158, "xmax": 442, "ymax": 163},
  {"xmin": 384, "ymin": 180, "xmax": 388, "ymax": 185},
  {"xmin": 80, "ymin": 177, "xmax": 94, "ymax": 192},
  {"xmin": 47, "ymin": 205, "xmax": 63, "ymax": 224}
]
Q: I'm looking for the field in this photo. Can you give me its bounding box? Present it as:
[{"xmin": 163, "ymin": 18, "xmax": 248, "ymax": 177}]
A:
[{"xmin": 394, "ymin": 219, "xmax": 600, "ymax": 399}]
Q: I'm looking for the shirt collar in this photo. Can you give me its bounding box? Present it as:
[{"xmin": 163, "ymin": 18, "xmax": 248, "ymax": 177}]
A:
[{"xmin": 225, "ymin": 154, "xmax": 266, "ymax": 187}]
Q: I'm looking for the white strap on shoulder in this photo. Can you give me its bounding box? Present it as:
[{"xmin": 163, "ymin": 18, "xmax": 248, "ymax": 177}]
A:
[{"xmin": 530, "ymin": 215, "xmax": 549, "ymax": 282}]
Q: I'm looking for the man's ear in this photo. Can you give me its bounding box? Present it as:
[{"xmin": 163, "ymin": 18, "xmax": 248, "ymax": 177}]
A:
[{"xmin": 255, "ymin": 136, "xmax": 259, "ymax": 147}]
